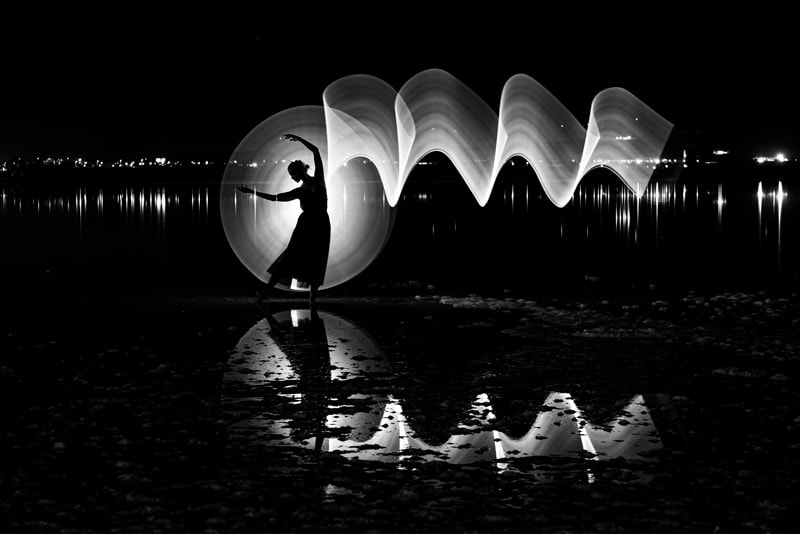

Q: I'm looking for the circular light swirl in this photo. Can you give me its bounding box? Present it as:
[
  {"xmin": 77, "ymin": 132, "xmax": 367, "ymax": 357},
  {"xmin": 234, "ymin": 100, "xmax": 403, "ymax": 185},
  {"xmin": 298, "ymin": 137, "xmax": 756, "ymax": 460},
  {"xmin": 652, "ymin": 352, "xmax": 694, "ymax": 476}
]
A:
[{"xmin": 220, "ymin": 105, "xmax": 396, "ymax": 290}]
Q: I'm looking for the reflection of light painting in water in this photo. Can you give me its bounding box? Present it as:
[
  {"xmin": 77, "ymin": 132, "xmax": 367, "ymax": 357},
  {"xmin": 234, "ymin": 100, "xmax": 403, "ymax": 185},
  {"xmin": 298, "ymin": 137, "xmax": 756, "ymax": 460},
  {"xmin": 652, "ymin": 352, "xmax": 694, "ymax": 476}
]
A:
[
  {"xmin": 220, "ymin": 69, "xmax": 673, "ymax": 290},
  {"xmin": 223, "ymin": 310, "xmax": 667, "ymax": 470},
  {"xmin": 758, "ymin": 181, "xmax": 788, "ymax": 283}
]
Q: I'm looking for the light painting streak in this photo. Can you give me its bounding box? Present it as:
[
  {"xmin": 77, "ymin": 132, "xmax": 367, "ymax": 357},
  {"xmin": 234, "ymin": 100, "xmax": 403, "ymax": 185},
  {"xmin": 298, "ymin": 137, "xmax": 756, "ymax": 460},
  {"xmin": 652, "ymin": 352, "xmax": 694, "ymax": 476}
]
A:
[{"xmin": 220, "ymin": 69, "xmax": 673, "ymax": 290}]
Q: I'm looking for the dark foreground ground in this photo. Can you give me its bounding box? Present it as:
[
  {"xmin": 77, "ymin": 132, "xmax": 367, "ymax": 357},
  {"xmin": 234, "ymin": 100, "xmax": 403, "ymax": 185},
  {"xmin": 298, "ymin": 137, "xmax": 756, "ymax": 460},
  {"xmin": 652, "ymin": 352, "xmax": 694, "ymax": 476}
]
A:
[{"xmin": 1, "ymin": 282, "xmax": 799, "ymax": 533}]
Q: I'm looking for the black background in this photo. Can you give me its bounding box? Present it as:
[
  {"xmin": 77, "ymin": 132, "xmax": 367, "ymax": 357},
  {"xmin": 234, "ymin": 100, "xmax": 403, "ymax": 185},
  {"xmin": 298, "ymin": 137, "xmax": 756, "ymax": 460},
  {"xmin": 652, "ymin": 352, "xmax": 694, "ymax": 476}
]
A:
[{"xmin": 3, "ymin": 8, "xmax": 798, "ymax": 163}]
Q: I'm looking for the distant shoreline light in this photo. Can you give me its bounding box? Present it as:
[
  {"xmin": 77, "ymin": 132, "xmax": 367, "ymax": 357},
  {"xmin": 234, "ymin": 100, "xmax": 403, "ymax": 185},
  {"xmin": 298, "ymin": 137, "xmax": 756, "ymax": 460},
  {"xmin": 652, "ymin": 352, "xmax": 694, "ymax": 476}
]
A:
[
  {"xmin": 756, "ymin": 153, "xmax": 789, "ymax": 164},
  {"xmin": 2, "ymin": 148, "xmax": 797, "ymax": 175},
  {"xmin": 0, "ymin": 155, "xmax": 220, "ymax": 171}
]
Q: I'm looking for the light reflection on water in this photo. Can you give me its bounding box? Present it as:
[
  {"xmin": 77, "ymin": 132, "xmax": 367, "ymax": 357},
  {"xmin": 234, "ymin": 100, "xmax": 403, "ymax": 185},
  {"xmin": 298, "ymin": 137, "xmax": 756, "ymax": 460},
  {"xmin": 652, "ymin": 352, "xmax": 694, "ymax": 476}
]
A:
[
  {"xmin": 0, "ymin": 180, "xmax": 793, "ymax": 290},
  {"xmin": 0, "ymin": 186, "xmax": 210, "ymax": 223},
  {"xmin": 223, "ymin": 309, "xmax": 676, "ymax": 477},
  {"xmin": 393, "ymin": 180, "xmax": 788, "ymax": 237},
  {"xmin": 2, "ymin": 182, "xmax": 787, "ymax": 238},
  {"xmin": 391, "ymin": 178, "xmax": 793, "ymax": 290}
]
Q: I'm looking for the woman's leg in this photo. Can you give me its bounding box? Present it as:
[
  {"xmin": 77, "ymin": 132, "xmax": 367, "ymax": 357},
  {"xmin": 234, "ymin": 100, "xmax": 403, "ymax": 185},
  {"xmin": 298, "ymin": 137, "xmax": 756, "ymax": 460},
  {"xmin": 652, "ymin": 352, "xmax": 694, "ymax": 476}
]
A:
[
  {"xmin": 258, "ymin": 274, "xmax": 278, "ymax": 302},
  {"xmin": 309, "ymin": 285, "xmax": 319, "ymax": 308}
]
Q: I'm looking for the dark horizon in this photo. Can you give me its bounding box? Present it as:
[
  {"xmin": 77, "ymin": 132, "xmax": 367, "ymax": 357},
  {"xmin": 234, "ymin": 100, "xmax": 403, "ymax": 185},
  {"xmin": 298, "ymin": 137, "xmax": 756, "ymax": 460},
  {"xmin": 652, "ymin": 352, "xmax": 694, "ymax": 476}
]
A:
[{"xmin": 3, "ymin": 14, "xmax": 799, "ymax": 165}]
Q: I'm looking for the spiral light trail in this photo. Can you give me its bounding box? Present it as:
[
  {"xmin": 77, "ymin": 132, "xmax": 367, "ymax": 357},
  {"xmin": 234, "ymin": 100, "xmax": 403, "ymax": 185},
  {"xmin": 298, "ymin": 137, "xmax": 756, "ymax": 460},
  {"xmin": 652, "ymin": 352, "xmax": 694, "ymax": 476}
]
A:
[{"xmin": 221, "ymin": 69, "xmax": 673, "ymax": 289}]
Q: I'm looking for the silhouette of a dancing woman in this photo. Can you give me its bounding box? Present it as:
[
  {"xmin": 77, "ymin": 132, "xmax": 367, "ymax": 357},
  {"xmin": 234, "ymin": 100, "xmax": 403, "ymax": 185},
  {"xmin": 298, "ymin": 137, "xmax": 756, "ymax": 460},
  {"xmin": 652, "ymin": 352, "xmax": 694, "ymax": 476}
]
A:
[{"xmin": 237, "ymin": 134, "xmax": 331, "ymax": 307}]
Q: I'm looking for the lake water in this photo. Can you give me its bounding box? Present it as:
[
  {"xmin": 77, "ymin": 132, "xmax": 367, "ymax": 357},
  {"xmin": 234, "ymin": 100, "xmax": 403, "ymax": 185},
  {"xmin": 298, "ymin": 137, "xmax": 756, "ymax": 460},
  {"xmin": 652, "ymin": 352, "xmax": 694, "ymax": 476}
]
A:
[
  {"xmin": 2, "ymin": 166, "xmax": 798, "ymax": 531},
  {"xmin": 1, "ymin": 166, "xmax": 796, "ymax": 297}
]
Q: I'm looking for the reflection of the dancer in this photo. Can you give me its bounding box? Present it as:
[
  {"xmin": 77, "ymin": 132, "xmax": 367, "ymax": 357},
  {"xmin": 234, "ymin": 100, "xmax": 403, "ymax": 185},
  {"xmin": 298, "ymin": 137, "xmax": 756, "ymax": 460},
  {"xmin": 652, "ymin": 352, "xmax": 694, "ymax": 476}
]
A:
[
  {"xmin": 223, "ymin": 308, "xmax": 392, "ymax": 455},
  {"xmin": 264, "ymin": 308, "xmax": 330, "ymax": 451}
]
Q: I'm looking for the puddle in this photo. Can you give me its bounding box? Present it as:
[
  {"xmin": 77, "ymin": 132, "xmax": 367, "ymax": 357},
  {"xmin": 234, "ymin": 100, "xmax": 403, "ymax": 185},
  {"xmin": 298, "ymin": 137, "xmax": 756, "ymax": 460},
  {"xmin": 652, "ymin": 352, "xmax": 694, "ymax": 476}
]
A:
[{"xmin": 223, "ymin": 307, "xmax": 685, "ymax": 479}]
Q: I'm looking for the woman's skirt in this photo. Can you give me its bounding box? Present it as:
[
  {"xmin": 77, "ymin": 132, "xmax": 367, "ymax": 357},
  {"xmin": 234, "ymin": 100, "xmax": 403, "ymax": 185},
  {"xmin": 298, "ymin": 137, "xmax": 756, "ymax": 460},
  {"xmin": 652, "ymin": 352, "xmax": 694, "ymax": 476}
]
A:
[{"xmin": 267, "ymin": 211, "xmax": 331, "ymax": 288}]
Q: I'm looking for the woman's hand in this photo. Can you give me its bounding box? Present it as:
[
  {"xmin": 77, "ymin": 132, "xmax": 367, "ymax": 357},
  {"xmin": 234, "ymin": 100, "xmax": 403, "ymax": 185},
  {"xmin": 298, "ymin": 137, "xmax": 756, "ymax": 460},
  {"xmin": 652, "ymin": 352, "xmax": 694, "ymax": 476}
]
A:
[
  {"xmin": 237, "ymin": 185, "xmax": 254, "ymax": 195},
  {"xmin": 283, "ymin": 133, "xmax": 299, "ymax": 142}
]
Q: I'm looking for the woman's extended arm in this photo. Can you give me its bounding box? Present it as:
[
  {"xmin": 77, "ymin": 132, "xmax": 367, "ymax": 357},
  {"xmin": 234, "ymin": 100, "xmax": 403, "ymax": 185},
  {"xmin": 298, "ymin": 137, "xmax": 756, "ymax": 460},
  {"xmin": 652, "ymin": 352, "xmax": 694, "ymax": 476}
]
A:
[
  {"xmin": 237, "ymin": 185, "xmax": 301, "ymax": 201},
  {"xmin": 284, "ymin": 133, "xmax": 323, "ymax": 181}
]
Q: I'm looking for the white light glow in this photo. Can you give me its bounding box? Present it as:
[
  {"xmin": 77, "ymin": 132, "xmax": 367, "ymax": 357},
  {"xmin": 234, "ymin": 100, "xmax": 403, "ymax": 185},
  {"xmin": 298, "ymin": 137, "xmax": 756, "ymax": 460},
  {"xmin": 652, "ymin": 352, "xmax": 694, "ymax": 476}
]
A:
[{"xmin": 221, "ymin": 69, "xmax": 673, "ymax": 290}]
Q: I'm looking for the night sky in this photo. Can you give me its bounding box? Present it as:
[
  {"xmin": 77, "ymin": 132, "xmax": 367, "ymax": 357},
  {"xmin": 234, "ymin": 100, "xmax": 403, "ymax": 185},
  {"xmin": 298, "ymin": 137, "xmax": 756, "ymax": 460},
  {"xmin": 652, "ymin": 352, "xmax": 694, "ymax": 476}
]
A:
[{"xmin": 3, "ymin": 12, "xmax": 798, "ymax": 164}]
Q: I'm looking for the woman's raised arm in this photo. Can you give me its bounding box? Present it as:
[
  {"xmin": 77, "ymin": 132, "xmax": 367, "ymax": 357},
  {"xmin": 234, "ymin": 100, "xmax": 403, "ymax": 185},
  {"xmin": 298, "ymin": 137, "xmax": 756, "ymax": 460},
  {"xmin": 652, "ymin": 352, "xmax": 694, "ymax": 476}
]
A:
[{"xmin": 284, "ymin": 133, "xmax": 323, "ymax": 181}]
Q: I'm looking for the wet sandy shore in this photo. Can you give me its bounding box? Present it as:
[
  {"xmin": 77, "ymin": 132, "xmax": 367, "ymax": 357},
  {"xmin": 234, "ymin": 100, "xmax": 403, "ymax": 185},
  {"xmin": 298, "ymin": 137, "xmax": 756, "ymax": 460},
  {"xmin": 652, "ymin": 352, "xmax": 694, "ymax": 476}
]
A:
[{"xmin": 1, "ymin": 284, "xmax": 798, "ymax": 533}]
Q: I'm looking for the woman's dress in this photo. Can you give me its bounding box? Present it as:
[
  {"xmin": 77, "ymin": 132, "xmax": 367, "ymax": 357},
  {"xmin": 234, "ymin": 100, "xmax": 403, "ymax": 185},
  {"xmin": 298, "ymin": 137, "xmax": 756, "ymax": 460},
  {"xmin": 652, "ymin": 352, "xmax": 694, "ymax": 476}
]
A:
[{"xmin": 267, "ymin": 176, "xmax": 331, "ymax": 288}]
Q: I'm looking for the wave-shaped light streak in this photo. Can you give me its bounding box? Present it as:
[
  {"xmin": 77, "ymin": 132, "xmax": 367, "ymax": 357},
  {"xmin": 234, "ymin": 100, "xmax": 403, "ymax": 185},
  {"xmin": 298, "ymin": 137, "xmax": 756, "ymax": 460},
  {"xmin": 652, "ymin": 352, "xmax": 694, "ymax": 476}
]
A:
[{"xmin": 323, "ymin": 68, "xmax": 673, "ymax": 207}]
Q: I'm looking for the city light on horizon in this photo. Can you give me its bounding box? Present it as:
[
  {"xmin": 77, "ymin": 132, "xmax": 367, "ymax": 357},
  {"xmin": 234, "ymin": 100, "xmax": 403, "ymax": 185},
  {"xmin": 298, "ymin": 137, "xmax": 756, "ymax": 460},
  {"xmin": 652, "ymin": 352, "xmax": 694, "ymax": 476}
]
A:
[{"xmin": 756, "ymin": 152, "xmax": 791, "ymax": 164}]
